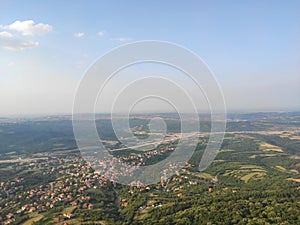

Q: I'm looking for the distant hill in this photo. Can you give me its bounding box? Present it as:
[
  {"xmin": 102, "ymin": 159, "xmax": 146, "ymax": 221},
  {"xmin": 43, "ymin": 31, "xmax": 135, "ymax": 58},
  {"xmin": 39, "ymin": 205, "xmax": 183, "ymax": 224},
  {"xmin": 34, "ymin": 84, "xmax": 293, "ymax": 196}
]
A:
[{"xmin": 0, "ymin": 112, "xmax": 299, "ymax": 155}]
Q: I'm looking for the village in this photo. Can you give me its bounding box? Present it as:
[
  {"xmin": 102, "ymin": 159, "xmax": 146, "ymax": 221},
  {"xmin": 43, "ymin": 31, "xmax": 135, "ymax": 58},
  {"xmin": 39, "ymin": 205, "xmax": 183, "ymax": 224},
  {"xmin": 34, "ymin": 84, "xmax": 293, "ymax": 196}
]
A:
[{"xmin": 0, "ymin": 137, "xmax": 239, "ymax": 225}]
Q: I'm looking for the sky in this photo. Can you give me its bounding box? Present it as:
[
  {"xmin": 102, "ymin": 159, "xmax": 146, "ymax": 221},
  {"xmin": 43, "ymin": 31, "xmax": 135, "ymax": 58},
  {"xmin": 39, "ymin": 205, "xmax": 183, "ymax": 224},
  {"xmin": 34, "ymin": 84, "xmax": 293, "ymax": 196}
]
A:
[{"xmin": 0, "ymin": 0, "xmax": 300, "ymax": 115}]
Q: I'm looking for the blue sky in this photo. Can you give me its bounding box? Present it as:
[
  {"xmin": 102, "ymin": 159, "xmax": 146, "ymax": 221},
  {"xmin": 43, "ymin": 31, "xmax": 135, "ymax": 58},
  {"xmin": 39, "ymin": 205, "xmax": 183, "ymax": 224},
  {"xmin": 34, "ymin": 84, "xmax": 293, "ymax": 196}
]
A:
[{"xmin": 0, "ymin": 1, "xmax": 299, "ymax": 115}]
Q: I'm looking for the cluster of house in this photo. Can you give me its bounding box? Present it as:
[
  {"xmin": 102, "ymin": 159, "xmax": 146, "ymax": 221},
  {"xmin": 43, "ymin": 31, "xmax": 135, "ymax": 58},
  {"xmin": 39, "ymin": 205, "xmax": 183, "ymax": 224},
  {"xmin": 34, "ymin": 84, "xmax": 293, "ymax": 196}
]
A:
[
  {"xmin": 0, "ymin": 141, "xmax": 239, "ymax": 224},
  {"xmin": 89, "ymin": 144, "xmax": 177, "ymax": 183},
  {"xmin": 0, "ymin": 155, "xmax": 109, "ymax": 224}
]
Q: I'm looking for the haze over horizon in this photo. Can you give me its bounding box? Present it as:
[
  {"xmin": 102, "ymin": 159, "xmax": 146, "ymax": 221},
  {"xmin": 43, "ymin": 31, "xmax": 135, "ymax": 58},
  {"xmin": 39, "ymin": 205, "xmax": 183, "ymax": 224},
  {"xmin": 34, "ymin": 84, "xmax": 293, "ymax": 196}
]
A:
[{"xmin": 1, "ymin": 1, "xmax": 300, "ymax": 116}]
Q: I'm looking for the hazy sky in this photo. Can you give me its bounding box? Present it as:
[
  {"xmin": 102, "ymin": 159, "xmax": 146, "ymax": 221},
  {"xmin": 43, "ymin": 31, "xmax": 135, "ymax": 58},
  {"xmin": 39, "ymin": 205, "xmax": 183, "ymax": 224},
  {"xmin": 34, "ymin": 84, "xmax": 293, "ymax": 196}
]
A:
[{"xmin": 1, "ymin": 0, "xmax": 299, "ymax": 115}]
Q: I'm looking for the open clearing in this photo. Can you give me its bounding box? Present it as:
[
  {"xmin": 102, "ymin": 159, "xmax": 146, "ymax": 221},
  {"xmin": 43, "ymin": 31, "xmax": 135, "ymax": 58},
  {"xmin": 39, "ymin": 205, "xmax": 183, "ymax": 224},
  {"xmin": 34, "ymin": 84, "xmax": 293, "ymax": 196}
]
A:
[
  {"xmin": 241, "ymin": 172, "xmax": 265, "ymax": 183},
  {"xmin": 22, "ymin": 213, "xmax": 44, "ymax": 225},
  {"xmin": 275, "ymin": 165, "xmax": 287, "ymax": 172},
  {"xmin": 186, "ymin": 171, "xmax": 216, "ymax": 181},
  {"xmin": 249, "ymin": 153, "xmax": 277, "ymax": 159},
  {"xmin": 62, "ymin": 205, "xmax": 77, "ymax": 214},
  {"xmin": 260, "ymin": 142, "xmax": 283, "ymax": 152},
  {"xmin": 290, "ymin": 169, "xmax": 299, "ymax": 174},
  {"xmin": 224, "ymin": 164, "xmax": 266, "ymax": 183},
  {"xmin": 287, "ymin": 178, "xmax": 300, "ymax": 183}
]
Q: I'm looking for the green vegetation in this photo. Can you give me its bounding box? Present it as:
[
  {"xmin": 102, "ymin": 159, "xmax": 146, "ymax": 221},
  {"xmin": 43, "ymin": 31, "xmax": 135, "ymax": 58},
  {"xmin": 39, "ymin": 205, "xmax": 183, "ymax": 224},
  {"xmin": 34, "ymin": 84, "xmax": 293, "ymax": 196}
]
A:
[{"xmin": 0, "ymin": 112, "xmax": 299, "ymax": 224}]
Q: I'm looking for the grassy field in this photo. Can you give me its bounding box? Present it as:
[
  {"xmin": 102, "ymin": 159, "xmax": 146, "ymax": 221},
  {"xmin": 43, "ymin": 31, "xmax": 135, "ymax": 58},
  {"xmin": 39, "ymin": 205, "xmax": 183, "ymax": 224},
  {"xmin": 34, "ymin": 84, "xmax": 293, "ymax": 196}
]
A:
[
  {"xmin": 62, "ymin": 205, "xmax": 77, "ymax": 214},
  {"xmin": 259, "ymin": 142, "xmax": 283, "ymax": 152},
  {"xmin": 22, "ymin": 212, "xmax": 44, "ymax": 225},
  {"xmin": 240, "ymin": 172, "xmax": 265, "ymax": 183},
  {"xmin": 223, "ymin": 164, "xmax": 267, "ymax": 183},
  {"xmin": 287, "ymin": 178, "xmax": 300, "ymax": 183}
]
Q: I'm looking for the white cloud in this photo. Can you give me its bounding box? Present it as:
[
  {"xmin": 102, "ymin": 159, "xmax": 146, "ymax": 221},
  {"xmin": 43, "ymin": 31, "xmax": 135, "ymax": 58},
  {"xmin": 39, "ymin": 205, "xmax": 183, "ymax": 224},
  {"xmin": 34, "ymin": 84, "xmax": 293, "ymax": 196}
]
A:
[
  {"xmin": 0, "ymin": 32, "xmax": 39, "ymax": 51},
  {"xmin": 4, "ymin": 40, "xmax": 39, "ymax": 51},
  {"xmin": 110, "ymin": 37, "xmax": 131, "ymax": 42},
  {"xmin": 97, "ymin": 31, "xmax": 104, "ymax": 37},
  {"xmin": 0, "ymin": 31, "xmax": 14, "ymax": 38},
  {"xmin": 1, "ymin": 20, "xmax": 52, "ymax": 36},
  {"xmin": 74, "ymin": 32, "xmax": 85, "ymax": 38}
]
